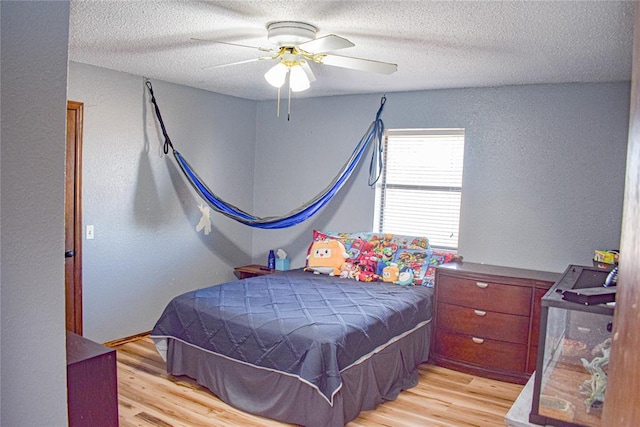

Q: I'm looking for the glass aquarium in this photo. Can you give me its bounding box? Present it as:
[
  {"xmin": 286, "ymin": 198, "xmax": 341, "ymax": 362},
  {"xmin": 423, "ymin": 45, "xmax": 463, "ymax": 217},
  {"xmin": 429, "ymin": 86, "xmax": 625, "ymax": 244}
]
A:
[{"xmin": 530, "ymin": 265, "xmax": 615, "ymax": 427}]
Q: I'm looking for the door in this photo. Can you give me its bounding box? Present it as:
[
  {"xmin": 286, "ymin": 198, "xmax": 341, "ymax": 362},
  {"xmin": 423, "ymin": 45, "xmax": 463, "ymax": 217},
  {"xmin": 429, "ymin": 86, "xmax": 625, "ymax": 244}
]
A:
[
  {"xmin": 65, "ymin": 101, "xmax": 83, "ymax": 334},
  {"xmin": 602, "ymin": 5, "xmax": 640, "ymax": 424}
]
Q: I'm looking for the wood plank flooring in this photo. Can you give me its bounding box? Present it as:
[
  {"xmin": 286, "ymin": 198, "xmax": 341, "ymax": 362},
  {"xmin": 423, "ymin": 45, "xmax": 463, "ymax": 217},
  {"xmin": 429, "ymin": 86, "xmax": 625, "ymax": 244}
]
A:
[{"xmin": 115, "ymin": 337, "xmax": 523, "ymax": 426}]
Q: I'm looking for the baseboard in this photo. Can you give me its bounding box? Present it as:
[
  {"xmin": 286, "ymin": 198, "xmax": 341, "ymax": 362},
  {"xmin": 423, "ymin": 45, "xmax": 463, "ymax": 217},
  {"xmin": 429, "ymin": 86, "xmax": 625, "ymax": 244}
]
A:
[{"xmin": 103, "ymin": 330, "xmax": 151, "ymax": 347}]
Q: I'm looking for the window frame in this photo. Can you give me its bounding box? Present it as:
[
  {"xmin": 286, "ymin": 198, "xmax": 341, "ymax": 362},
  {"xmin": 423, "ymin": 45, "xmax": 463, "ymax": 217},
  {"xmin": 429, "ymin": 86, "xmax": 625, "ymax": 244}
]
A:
[{"xmin": 373, "ymin": 128, "xmax": 465, "ymax": 251}]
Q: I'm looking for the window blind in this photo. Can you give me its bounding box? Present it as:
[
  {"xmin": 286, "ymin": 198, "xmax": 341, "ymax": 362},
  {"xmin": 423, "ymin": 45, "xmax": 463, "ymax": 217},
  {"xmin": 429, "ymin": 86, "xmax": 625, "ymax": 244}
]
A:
[{"xmin": 375, "ymin": 128, "xmax": 465, "ymax": 249}]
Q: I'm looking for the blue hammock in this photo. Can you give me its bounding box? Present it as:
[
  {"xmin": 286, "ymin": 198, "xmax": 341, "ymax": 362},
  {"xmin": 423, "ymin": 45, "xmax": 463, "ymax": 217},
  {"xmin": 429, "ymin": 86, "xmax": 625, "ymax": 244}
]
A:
[{"xmin": 146, "ymin": 81, "xmax": 385, "ymax": 229}]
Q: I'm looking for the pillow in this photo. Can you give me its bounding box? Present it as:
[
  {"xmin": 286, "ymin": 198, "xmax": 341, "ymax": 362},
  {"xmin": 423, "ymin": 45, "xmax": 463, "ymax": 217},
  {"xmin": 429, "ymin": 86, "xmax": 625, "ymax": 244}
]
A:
[
  {"xmin": 305, "ymin": 230, "xmax": 437, "ymax": 285},
  {"xmin": 392, "ymin": 247, "xmax": 433, "ymax": 286},
  {"xmin": 422, "ymin": 250, "xmax": 457, "ymax": 287}
]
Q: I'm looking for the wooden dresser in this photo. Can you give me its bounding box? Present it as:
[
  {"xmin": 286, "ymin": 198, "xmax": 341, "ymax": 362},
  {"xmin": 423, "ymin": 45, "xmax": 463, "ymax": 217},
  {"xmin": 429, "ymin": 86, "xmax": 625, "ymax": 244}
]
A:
[
  {"xmin": 432, "ymin": 262, "xmax": 559, "ymax": 384},
  {"xmin": 66, "ymin": 332, "xmax": 118, "ymax": 426}
]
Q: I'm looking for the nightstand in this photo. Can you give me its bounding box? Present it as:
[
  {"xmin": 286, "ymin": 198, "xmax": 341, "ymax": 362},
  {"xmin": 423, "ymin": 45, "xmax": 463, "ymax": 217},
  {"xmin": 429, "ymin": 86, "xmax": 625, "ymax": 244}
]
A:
[{"xmin": 234, "ymin": 264, "xmax": 276, "ymax": 279}]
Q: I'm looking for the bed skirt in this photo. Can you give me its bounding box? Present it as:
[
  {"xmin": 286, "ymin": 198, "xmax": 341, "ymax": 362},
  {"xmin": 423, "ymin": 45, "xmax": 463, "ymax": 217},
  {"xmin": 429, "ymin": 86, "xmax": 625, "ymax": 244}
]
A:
[{"xmin": 160, "ymin": 321, "xmax": 431, "ymax": 427}]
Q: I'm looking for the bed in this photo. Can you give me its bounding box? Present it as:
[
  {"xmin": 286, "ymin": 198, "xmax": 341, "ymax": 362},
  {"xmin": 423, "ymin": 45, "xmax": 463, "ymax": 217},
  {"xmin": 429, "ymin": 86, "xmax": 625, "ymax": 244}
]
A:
[{"xmin": 151, "ymin": 231, "xmax": 453, "ymax": 426}]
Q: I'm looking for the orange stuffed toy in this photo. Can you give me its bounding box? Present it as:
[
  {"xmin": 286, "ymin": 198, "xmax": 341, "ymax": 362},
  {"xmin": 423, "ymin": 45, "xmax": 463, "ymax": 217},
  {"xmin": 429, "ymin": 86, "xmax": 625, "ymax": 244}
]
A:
[{"xmin": 307, "ymin": 240, "xmax": 348, "ymax": 276}]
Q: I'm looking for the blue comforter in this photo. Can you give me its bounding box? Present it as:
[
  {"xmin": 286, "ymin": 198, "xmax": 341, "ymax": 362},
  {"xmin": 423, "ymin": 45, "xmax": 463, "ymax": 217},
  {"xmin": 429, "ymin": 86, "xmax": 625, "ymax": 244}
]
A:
[{"xmin": 151, "ymin": 269, "xmax": 433, "ymax": 404}]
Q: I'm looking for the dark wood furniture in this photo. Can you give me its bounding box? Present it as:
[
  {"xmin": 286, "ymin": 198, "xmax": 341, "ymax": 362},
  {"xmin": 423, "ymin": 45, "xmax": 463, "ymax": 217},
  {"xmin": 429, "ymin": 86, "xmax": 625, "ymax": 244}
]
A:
[
  {"xmin": 604, "ymin": 6, "xmax": 640, "ymax": 425},
  {"xmin": 66, "ymin": 332, "xmax": 118, "ymax": 426},
  {"xmin": 432, "ymin": 262, "xmax": 559, "ymax": 384},
  {"xmin": 233, "ymin": 264, "xmax": 277, "ymax": 279}
]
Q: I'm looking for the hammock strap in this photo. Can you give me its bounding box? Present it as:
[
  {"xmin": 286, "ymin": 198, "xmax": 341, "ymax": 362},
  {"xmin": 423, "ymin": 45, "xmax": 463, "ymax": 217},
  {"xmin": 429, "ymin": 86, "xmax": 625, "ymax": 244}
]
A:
[
  {"xmin": 146, "ymin": 81, "xmax": 174, "ymax": 155},
  {"xmin": 368, "ymin": 95, "xmax": 386, "ymax": 186}
]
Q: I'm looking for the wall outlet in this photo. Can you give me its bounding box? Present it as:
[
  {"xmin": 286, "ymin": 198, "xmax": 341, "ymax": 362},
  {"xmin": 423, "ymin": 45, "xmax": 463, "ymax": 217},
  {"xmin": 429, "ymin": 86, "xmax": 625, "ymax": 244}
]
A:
[{"xmin": 86, "ymin": 225, "xmax": 94, "ymax": 240}]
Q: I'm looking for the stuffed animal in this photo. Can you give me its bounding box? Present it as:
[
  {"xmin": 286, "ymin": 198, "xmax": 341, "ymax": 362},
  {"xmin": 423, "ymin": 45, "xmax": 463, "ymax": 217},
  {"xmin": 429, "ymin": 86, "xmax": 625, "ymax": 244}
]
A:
[
  {"xmin": 307, "ymin": 240, "xmax": 348, "ymax": 276},
  {"xmin": 382, "ymin": 264, "xmax": 400, "ymax": 283},
  {"xmin": 375, "ymin": 246, "xmax": 397, "ymax": 275},
  {"xmin": 395, "ymin": 268, "xmax": 415, "ymax": 286}
]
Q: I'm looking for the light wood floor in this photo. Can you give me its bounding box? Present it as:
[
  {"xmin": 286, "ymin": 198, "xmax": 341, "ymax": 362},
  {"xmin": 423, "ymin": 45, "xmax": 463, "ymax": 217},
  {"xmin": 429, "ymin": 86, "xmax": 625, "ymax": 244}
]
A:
[{"xmin": 115, "ymin": 337, "xmax": 523, "ymax": 426}]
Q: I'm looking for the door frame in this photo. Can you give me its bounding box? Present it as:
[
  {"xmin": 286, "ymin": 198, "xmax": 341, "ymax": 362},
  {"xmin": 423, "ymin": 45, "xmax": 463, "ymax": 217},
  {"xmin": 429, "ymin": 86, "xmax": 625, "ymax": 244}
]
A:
[{"xmin": 66, "ymin": 100, "xmax": 83, "ymax": 334}]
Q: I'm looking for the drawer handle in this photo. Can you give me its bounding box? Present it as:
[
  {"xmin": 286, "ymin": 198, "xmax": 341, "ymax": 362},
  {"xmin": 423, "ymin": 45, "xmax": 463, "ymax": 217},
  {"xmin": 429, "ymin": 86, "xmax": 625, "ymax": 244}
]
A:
[
  {"xmin": 476, "ymin": 281, "xmax": 489, "ymax": 289},
  {"xmin": 472, "ymin": 337, "xmax": 484, "ymax": 344},
  {"xmin": 474, "ymin": 309, "xmax": 487, "ymax": 317}
]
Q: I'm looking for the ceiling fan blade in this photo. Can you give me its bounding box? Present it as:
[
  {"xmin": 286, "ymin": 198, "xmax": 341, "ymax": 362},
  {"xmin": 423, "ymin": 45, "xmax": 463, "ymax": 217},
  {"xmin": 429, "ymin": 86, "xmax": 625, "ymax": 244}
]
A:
[
  {"xmin": 318, "ymin": 54, "xmax": 397, "ymax": 75},
  {"xmin": 298, "ymin": 34, "xmax": 354, "ymax": 54},
  {"xmin": 191, "ymin": 37, "xmax": 273, "ymax": 53},
  {"xmin": 300, "ymin": 60, "xmax": 316, "ymax": 82},
  {"xmin": 201, "ymin": 56, "xmax": 275, "ymax": 71}
]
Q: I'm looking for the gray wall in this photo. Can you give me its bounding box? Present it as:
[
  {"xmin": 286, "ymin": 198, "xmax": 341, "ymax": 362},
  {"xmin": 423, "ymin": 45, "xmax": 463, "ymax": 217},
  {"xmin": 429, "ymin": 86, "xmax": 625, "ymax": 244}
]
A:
[
  {"xmin": 252, "ymin": 83, "xmax": 630, "ymax": 273},
  {"xmin": 1, "ymin": 2, "xmax": 70, "ymax": 425},
  {"xmin": 67, "ymin": 72, "xmax": 630, "ymax": 344},
  {"xmin": 67, "ymin": 63, "xmax": 257, "ymax": 343},
  {"xmin": 68, "ymin": 64, "xmax": 629, "ymax": 344}
]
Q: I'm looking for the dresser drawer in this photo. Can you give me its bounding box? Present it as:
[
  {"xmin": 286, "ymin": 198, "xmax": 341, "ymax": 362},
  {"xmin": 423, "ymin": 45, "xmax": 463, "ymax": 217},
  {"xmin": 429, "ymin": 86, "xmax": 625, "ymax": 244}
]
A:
[
  {"xmin": 434, "ymin": 329, "xmax": 527, "ymax": 373},
  {"xmin": 436, "ymin": 302, "xmax": 529, "ymax": 344},
  {"xmin": 437, "ymin": 275, "xmax": 531, "ymax": 315}
]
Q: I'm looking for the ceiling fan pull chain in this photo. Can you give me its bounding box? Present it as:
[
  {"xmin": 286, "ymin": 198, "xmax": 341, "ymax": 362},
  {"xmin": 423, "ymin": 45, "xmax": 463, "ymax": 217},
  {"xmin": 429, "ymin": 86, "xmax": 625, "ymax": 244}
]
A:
[
  {"xmin": 276, "ymin": 87, "xmax": 281, "ymax": 118},
  {"xmin": 287, "ymin": 82, "xmax": 292, "ymax": 121}
]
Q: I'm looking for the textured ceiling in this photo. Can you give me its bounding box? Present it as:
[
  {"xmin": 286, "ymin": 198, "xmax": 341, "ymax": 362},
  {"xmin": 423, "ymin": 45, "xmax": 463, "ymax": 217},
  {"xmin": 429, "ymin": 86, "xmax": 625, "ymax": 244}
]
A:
[{"xmin": 68, "ymin": 1, "xmax": 634, "ymax": 101}]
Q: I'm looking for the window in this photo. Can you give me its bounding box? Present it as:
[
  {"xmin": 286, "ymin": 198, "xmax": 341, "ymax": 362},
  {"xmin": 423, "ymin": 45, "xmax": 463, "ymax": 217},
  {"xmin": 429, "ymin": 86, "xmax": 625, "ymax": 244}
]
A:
[{"xmin": 374, "ymin": 128, "xmax": 465, "ymax": 250}]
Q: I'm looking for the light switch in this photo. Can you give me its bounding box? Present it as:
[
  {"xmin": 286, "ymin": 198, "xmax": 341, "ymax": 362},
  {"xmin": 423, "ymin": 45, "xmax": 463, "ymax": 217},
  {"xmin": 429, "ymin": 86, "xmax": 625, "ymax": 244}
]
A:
[{"xmin": 86, "ymin": 225, "xmax": 94, "ymax": 240}]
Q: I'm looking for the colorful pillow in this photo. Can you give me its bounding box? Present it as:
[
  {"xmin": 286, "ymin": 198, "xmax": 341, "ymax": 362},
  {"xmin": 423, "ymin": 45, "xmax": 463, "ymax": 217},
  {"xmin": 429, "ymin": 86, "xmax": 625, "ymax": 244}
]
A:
[
  {"xmin": 423, "ymin": 249, "xmax": 457, "ymax": 287},
  {"xmin": 305, "ymin": 230, "xmax": 449, "ymax": 286},
  {"xmin": 392, "ymin": 247, "xmax": 432, "ymax": 286}
]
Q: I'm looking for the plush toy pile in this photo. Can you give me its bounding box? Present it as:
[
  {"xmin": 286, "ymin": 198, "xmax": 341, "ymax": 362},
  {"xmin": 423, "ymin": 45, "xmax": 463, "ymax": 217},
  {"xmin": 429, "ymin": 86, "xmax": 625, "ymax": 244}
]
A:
[{"xmin": 305, "ymin": 230, "xmax": 456, "ymax": 286}]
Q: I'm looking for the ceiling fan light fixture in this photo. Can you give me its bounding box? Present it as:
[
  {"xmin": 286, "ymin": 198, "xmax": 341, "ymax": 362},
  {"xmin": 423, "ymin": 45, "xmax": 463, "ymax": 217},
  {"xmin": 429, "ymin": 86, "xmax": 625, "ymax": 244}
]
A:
[
  {"xmin": 267, "ymin": 21, "xmax": 317, "ymax": 47},
  {"xmin": 264, "ymin": 62, "xmax": 288, "ymax": 88},
  {"xmin": 289, "ymin": 65, "xmax": 310, "ymax": 92}
]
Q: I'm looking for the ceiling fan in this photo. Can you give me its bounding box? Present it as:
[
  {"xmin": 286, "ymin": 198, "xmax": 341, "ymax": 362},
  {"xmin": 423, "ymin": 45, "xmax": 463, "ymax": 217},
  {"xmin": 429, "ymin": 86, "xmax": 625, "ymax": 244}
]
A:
[{"xmin": 193, "ymin": 21, "xmax": 398, "ymax": 94}]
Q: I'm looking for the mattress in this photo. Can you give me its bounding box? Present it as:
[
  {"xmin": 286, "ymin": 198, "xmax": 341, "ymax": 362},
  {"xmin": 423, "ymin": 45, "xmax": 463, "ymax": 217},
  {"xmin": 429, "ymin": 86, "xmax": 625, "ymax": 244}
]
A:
[{"xmin": 151, "ymin": 269, "xmax": 434, "ymax": 424}]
